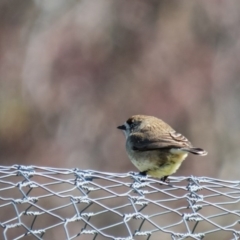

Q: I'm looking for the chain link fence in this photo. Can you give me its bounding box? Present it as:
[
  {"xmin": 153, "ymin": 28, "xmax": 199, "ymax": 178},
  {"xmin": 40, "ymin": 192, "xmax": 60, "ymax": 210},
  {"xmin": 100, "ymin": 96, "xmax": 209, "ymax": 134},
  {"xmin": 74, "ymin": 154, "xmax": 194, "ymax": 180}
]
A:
[{"xmin": 0, "ymin": 165, "xmax": 239, "ymax": 240}]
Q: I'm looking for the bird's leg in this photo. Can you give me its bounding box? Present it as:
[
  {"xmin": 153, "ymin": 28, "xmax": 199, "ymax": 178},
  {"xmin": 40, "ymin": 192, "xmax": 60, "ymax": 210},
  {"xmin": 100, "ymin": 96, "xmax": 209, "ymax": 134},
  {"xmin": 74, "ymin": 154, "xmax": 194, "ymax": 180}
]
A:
[
  {"xmin": 160, "ymin": 175, "xmax": 169, "ymax": 183},
  {"xmin": 139, "ymin": 171, "xmax": 147, "ymax": 176},
  {"xmin": 129, "ymin": 171, "xmax": 147, "ymax": 183}
]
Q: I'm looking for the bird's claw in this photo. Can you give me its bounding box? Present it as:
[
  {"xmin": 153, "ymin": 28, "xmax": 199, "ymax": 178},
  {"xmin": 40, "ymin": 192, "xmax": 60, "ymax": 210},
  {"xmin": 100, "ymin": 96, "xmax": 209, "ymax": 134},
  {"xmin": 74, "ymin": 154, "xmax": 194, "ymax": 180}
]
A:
[
  {"xmin": 160, "ymin": 176, "xmax": 170, "ymax": 184},
  {"xmin": 129, "ymin": 171, "xmax": 148, "ymax": 182}
]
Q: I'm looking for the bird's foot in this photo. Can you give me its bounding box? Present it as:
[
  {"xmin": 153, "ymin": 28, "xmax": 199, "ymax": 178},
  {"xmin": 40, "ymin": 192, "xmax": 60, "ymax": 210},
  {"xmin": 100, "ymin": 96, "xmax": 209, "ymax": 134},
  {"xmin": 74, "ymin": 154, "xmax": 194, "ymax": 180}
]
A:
[
  {"xmin": 129, "ymin": 171, "xmax": 148, "ymax": 182},
  {"xmin": 160, "ymin": 176, "xmax": 170, "ymax": 184},
  {"xmin": 139, "ymin": 171, "xmax": 147, "ymax": 176}
]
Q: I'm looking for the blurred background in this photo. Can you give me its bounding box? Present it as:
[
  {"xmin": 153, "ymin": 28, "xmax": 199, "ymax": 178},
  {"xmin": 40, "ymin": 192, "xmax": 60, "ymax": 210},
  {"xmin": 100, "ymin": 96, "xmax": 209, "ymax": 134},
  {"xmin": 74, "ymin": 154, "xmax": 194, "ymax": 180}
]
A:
[{"xmin": 1, "ymin": 0, "xmax": 240, "ymax": 239}]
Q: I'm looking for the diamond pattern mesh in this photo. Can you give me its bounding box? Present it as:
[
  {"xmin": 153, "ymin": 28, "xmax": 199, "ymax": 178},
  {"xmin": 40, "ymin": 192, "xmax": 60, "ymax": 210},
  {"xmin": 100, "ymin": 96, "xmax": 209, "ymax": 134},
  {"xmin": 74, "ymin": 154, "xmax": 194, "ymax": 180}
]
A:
[{"xmin": 0, "ymin": 165, "xmax": 240, "ymax": 240}]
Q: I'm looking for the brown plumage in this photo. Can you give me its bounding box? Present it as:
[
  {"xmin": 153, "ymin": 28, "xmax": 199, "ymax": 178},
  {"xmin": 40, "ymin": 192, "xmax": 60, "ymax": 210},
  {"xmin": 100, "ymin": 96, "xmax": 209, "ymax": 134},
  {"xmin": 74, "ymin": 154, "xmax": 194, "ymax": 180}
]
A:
[{"xmin": 117, "ymin": 115, "xmax": 207, "ymax": 182}]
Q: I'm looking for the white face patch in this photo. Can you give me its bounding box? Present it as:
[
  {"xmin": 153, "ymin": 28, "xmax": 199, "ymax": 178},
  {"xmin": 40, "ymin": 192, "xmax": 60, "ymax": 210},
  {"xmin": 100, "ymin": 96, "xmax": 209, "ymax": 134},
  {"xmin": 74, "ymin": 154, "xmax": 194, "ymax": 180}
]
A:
[{"xmin": 123, "ymin": 122, "xmax": 131, "ymax": 139}]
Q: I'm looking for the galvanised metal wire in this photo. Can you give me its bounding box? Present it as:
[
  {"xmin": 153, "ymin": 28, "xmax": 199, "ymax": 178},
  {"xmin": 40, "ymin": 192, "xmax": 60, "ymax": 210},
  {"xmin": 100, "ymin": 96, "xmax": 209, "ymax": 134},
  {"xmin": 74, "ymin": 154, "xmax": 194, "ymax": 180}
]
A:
[{"xmin": 0, "ymin": 165, "xmax": 239, "ymax": 240}]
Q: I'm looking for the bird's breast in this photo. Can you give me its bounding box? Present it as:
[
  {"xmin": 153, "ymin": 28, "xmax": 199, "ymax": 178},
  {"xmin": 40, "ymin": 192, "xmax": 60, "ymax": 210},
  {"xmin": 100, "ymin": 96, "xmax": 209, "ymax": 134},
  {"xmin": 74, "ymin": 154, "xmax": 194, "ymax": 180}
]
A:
[
  {"xmin": 126, "ymin": 148, "xmax": 160, "ymax": 172},
  {"xmin": 126, "ymin": 146, "xmax": 188, "ymax": 177}
]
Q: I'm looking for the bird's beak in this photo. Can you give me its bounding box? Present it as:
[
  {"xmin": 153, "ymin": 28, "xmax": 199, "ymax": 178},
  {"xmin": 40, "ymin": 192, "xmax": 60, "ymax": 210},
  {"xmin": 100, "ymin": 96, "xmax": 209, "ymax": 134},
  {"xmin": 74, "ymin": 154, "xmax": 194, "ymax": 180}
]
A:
[{"xmin": 117, "ymin": 125, "xmax": 126, "ymax": 130}]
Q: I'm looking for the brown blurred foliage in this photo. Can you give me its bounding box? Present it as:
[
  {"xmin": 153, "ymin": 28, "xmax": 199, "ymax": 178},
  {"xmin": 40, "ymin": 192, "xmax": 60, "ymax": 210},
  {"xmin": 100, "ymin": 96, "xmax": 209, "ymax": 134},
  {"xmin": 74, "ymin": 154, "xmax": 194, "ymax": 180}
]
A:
[
  {"xmin": 1, "ymin": 0, "xmax": 240, "ymax": 239},
  {"xmin": 1, "ymin": 0, "xmax": 240, "ymax": 177}
]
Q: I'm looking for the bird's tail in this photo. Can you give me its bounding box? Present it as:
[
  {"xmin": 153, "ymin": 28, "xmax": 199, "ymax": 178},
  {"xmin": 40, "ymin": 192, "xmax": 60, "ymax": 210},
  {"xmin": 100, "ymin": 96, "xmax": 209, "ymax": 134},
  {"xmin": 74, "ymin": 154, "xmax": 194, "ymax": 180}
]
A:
[{"xmin": 182, "ymin": 147, "xmax": 207, "ymax": 156}]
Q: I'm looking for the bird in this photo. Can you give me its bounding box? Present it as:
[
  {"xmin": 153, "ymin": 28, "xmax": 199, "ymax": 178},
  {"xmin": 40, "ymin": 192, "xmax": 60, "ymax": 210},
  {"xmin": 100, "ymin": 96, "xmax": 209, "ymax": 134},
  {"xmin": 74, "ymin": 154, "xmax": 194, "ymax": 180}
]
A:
[{"xmin": 117, "ymin": 115, "xmax": 207, "ymax": 182}]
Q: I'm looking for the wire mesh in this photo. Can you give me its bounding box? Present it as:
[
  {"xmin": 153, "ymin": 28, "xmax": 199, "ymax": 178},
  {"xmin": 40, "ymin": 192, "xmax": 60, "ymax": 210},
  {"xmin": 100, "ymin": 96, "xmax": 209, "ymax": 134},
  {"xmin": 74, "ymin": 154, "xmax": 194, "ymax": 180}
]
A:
[{"xmin": 0, "ymin": 165, "xmax": 239, "ymax": 240}]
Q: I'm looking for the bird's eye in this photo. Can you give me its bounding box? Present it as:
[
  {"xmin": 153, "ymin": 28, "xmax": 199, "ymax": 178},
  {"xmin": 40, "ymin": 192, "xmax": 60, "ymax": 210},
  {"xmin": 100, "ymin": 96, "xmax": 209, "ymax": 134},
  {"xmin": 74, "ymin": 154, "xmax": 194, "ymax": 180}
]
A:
[{"xmin": 127, "ymin": 118, "xmax": 134, "ymax": 126}]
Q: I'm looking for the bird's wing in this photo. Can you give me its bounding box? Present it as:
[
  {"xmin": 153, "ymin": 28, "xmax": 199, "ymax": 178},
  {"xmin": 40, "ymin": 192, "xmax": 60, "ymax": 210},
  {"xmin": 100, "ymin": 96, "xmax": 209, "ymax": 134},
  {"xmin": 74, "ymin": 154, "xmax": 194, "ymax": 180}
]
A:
[{"xmin": 129, "ymin": 131, "xmax": 192, "ymax": 151}]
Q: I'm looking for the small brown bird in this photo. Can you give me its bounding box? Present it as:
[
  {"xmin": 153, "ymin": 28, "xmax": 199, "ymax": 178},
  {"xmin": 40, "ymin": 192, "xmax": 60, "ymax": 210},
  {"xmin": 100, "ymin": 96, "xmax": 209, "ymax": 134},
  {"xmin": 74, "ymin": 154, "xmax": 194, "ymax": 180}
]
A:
[{"xmin": 117, "ymin": 115, "xmax": 207, "ymax": 182}]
